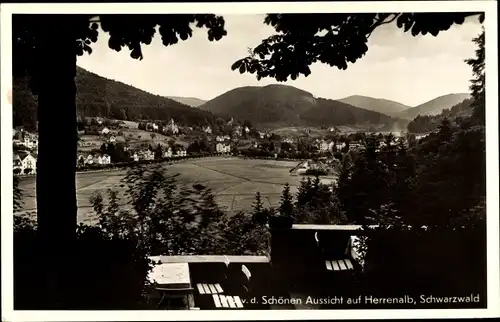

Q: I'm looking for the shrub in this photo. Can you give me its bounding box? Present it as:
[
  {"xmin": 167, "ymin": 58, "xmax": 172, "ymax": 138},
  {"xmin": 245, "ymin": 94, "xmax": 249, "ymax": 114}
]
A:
[{"xmin": 304, "ymin": 168, "xmax": 327, "ymax": 176}]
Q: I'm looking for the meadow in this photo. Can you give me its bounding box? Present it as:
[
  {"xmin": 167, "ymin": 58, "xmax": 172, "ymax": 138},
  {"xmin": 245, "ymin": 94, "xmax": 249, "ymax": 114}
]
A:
[{"xmin": 17, "ymin": 157, "xmax": 337, "ymax": 224}]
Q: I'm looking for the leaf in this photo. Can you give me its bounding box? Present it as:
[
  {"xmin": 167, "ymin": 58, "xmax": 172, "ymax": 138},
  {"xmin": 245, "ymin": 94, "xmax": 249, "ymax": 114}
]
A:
[
  {"xmin": 430, "ymin": 28, "xmax": 439, "ymax": 37},
  {"xmin": 396, "ymin": 15, "xmax": 405, "ymax": 28},
  {"xmin": 411, "ymin": 24, "xmax": 421, "ymax": 36},
  {"xmin": 404, "ymin": 21, "xmax": 413, "ymax": 32},
  {"xmin": 231, "ymin": 60, "xmax": 242, "ymax": 71},
  {"xmin": 84, "ymin": 44, "xmax": 93, "ymax": 55},
  {"xmin": 479, "ymin": 13, "xmax": 485, "ymax": 23},
  {"xmin": 303, "ymin": 66, "xmax": 311, "ymax": 77},
  {"xmin": 131, "ymin": 47, "xmax": 142, "ymax": 60}
]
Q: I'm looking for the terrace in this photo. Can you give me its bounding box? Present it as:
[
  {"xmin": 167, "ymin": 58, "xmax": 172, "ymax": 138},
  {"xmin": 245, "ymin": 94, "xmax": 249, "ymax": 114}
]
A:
[{"xmin": 146, "ymin": 225, "xmax": 368, "ymax": 310}]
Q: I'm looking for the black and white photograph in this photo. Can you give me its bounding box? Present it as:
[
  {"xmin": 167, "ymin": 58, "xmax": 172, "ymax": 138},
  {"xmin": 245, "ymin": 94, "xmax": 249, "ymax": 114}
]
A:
[{"xmin": 1, "ymin": 1, "xmax": 499, "ymax": 320}]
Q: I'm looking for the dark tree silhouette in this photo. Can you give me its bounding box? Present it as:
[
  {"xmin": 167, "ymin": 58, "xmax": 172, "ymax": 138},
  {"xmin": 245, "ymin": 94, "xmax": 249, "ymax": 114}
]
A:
[
  {"xmin": 253, "ymin": 192, "xmax": 263, "ymax": 215},
  {"xmin": 465, "ymin": 28, "xmax": 485, "ymax": 123},
  {"xmin": 231, "ymin": 13, "xmax": 484, "ymax": 81},
  {"xmin": 278, "ymin": 183, "xmax": 294, "ymax": 218}
]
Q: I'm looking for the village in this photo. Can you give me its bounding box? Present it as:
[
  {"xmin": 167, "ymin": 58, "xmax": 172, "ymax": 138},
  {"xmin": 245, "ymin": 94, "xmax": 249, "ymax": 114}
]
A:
[{"xmin": 12, "ymin": 116, "xmax": 430, "ymax": 176}]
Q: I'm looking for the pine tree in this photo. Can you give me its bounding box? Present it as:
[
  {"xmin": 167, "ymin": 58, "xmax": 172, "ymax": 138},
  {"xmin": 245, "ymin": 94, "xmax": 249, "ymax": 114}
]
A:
[
  {"xmin": 252, "ymin": 192, "xmax": 263, "ymax": 215},
  {"xmin": 279, "ymin": 183, "xmax": 294, "ymax": 218},
  {"xmin": 465, "ymin": 28, "xmax": 485, "ymax": 123},
  {"xmin": 438, "ymin": 118, "xmax": 453, "ymax": 143},
  {"xmin": 296, "ymin": 177, "xmax": 312, "ymax": 207},
  {"xmin": 252, "ymin": 192, "xmax": 268, "ymax": 225},
  {"xmin": 154, "ymin": 144, "xmax": 163, "ymax": 159}
]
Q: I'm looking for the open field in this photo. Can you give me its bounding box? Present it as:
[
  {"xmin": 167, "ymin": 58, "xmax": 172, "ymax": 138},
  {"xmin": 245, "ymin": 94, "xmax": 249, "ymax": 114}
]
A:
[{"xmin": 17, "ymin": 157, "xmax": 337, "ymax": 224}]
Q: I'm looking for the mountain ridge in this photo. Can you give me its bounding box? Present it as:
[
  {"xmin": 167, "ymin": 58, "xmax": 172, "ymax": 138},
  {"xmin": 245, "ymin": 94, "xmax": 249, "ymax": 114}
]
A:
[
  {"xmin": 337, "ymin": 95, "xmax": 411, "ymax": 116},
  {"xmin": 13, "ymin": 67, "xmax": 218, "ymax": 131},
  {"xmin": 198, "ymin": 84, "xmax": 397, "ymax": 128},
  {"xmin": 399, "ymin": 93, "xmax": 471, "ymax": 120}
]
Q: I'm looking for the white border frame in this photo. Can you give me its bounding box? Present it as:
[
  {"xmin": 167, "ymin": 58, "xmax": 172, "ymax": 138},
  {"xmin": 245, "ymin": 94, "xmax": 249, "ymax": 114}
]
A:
[{"xmin": 1, "ymin": 1, "xmax": 498, "ymax": 321}]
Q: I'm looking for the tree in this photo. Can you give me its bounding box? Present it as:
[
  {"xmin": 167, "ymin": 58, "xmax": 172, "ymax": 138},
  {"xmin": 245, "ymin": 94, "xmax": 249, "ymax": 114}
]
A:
[
  {"xmin": 231, "ymin": 13, "xmax": 483, "ymax": 81},
  {"xmin": 78, "ymin": 156, "xmax": 85, "ymax": 168},
  {"xmin": 438, "ymin": 118, "xmax": 453, "ymax": 143},
  {"xmin": 337, "ymin": 135, "xmax": 390, "ymax": 224},
  {"xmin": 154, "ymin": 144, "xmax": 163, "ymax": 159},
  {"xmin": 278, "ymin": 183, "xmax": 294, "ymax": 218},
  {"xmin": 253, "ymin": 192, "xmax": 263, "ymax": 215},
  {"xmin": 465, "ymin": 28, "xmax": 485, "ymax": 123},
  {"xmin": 296, "ymin": 177, "xmax": 313, "ymax": 207}
]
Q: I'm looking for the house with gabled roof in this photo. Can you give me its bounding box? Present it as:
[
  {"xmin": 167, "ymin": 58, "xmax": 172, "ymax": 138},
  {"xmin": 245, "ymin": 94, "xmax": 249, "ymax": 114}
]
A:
[{"xmin": 13, "ymin": 151, "xmax": 37, "ymax": 175}]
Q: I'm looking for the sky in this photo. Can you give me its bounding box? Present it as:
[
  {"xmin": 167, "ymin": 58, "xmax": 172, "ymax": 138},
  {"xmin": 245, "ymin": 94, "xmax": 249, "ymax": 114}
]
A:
[{"xmin": 77, "ymin": 14, "xmax": 483, "ymax": 107}]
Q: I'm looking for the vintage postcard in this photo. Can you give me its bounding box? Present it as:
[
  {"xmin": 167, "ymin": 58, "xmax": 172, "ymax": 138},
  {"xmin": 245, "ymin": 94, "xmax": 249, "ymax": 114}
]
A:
[{"xmin": 1, "ymin": 1, "xmax": 498, "ymax": 321}]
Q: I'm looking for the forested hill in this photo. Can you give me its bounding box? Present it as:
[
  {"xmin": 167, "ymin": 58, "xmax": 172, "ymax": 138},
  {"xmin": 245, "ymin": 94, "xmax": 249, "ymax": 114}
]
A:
[
  {"xmin": 197, "ymin": 84, "xmax": 397, "ymax": 127},
  {"xmin": 407, "ymin": 98, "xmax": 474, "ymax": 133},
  {"xmin": 337, "ymin": 95, "xmax": 410, "ymax": 117},
  {"xmin": 398, "ymin": 93, "xmax": 471, "ymax": 120},
  {"xmin": 13, "ymin": 66, "xmax": 217, "ymax": 131}
]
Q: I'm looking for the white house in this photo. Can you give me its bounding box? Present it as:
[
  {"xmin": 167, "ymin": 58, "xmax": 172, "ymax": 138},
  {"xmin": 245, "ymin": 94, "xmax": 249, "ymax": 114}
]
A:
[
  {"xmin": 101, "ymin": 127, "xmax": 110, "ymax": 135},
  {"xmin": 101, "ymin": 154, "xmax": 111, "ymax": 164},
  {"xmin": 152, "ymin": 123, "xmax": 159, "ymax": 131},
  {"xmin": 132, "ymin": 152, "xmax": 139, "ymax": 162},
  {"xmin": 233, "ymin": 125, "xmax": 242, "ymax": 137},
  {"xmin": 108, "ymin": 135, "xmax": 116, "ymax": 143},
  {"xmin": 86, "ymin": 154, "xmax": 94, "ymax": 165},
  {"xmin": 141, "ymin": 150, "xmax": 155, "ymax": 161},
  {"xmin": 350, "ymin": 142, "xmax": 364, "ymax": 150},
  {"xmin": 244, "ymin": 126, "xmax": 250, "ymax": 134},
  {"xmin": 13, "ymin": 152, "xmax": 37, "ymax": 175},
  {"xmin": 168, "ymin": 119, "xmax": 179, "ymax": 134},
  {"xmin": 415, "ymin": 133, "xmax": 430, "ymax": 140},
  {"xmin": 13, "ymin": 155, "xmax": 23, "ymax": 175},
  {"xmin": 318, "ymin": 140, "xmax": 330, "ymax": 152},
  {"xmin": 94, "ymin": 154, "xmax": 112, "ymax": 165},
  {"xmin": 203, "ymin": 125, "xmax": 212, "ymax": 134},
  {"xmin": 176, "ymin": 148, "xmax": 187, "ymax": 157},
  {"xmin": 328, "ymin": 141, "xmax": 335, "ymax": 152},
  {"xmin": 216, "ymin": 142, "xmax": 231, "ymax": 153},
  {"xmin": 336, "ymin": 142, "xmax": 346, "ymax": 151},
  {"xmin": 163, "ymin": 148, "xmax": 173, "ymax": 158},
  {"xmin": 23, "ymin": 134, "xmax": 38, "ymax": 149}
]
